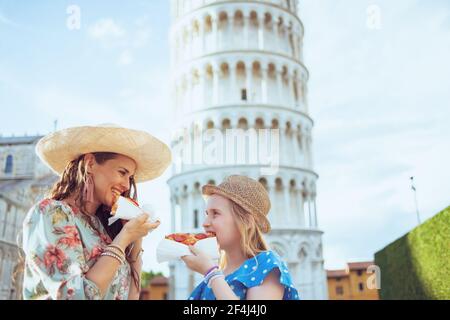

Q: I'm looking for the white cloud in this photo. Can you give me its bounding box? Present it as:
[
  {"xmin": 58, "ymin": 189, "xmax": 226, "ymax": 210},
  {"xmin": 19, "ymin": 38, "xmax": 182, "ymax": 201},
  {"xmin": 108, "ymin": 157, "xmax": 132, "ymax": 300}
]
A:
[{"xmin": 88, "ymin": 18, "xmax": 125, "ymax": 40}]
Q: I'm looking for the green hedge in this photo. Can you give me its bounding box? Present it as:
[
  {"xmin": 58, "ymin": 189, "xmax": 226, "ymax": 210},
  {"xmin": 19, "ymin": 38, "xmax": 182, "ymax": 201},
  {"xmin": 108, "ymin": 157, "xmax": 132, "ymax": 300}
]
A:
[{"xmin": 375, "ymin": 205, "xmax": 450, "ymax": 299}]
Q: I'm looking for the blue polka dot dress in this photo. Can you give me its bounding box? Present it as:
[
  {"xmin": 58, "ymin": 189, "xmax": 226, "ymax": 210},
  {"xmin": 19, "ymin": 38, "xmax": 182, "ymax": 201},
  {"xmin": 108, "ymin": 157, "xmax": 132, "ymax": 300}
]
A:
[{"xmin": 188, "ymin": 251, "xmax": 299, "ymax": 300}]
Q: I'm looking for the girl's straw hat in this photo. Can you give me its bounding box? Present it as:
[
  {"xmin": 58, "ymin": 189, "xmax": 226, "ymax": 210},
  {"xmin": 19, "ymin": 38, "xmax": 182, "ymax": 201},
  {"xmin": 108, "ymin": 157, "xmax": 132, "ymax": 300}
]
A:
[
  {"xmin": 36, "ymin": 124, "xmax": 171, "ymax": 183},
  {"xmin": 202, "ymin": 175, "xmax": 271, "ymax": 233}
]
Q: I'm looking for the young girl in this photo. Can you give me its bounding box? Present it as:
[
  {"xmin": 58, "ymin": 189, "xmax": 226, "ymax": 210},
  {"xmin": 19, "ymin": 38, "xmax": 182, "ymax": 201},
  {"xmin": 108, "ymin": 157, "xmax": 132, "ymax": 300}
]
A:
[{"xmin": 181, "ymin": 175, "xmax": 299, "ymax": 300}]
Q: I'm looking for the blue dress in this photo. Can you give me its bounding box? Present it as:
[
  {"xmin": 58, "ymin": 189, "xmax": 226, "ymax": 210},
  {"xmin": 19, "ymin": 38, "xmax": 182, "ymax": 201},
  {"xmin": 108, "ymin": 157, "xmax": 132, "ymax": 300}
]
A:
[{"xmin": 188, "ymin": 250, "xmax": 299, "ymax": 300}]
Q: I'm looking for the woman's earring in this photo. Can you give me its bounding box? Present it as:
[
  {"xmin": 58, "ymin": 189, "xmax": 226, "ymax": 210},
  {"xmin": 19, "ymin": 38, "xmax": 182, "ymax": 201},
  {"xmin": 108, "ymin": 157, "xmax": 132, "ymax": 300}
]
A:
[{"xmin": 83, "ymin": 173, "xmax": 95, "ymax": 203}]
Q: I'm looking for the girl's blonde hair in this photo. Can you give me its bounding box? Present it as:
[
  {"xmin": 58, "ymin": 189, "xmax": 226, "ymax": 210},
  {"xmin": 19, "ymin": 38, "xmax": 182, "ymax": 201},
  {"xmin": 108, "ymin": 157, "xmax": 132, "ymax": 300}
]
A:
[{"xmin": 219, "ymin": 201, "xmax": 270, "ymax": 270}]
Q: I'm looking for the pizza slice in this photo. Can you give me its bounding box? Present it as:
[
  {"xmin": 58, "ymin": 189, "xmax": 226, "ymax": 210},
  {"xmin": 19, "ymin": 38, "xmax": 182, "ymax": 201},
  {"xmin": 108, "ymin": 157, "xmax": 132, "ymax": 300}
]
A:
[
  {"xmin": 165, "ymin": 232, "xmax": 216, "ymax": 246},
  {"xmin": 111, "ymin": 195, "xmax": 140, "ymax": 215}
]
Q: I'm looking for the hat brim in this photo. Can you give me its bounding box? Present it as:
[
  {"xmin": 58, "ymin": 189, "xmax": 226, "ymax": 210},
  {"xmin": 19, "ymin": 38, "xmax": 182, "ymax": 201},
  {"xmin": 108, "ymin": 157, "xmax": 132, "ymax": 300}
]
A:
[
  {"xmin": 36, "ymin": 126, "xmax": 172, "ymax": 183},
  {"xmin": 202, "ymin": 184, "xmax": 271, "ymax": 233}
]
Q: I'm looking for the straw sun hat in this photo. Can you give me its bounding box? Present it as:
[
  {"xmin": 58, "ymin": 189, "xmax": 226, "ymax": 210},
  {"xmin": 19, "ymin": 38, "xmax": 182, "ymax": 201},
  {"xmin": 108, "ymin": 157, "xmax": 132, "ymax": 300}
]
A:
[
  {"xmin": 35, "ymin": 124, "xmax": 172, "ymax": 183},
  {"xmin": 202, "ymin": 175, "xmax": 272, "ymax": 233}
]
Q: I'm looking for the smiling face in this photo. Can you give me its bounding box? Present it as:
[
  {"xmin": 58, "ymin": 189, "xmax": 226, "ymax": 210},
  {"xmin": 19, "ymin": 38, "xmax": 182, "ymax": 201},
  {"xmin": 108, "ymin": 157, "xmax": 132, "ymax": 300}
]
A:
[
  {"xmin": 85, "ymin": 153, "xmax": 137, "ymax": 207},
  {"xmin": 202, "ymin": 194, "xmax": 241, "ymax": 250}
]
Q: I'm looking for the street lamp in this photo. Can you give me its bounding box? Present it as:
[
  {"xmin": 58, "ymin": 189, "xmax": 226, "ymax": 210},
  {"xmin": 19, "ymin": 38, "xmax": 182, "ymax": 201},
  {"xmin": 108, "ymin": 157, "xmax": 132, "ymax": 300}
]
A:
[{"xmin": 410, "ymin": 176, "xmax": 421, "ymax": 225}]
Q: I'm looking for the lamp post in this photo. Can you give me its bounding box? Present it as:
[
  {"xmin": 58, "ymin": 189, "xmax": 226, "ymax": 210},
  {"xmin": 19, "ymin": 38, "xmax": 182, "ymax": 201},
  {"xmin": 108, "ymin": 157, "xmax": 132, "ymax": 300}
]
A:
[{"xmin": 410, "ymin": 176, "xmax": 421, "ymax": 225}]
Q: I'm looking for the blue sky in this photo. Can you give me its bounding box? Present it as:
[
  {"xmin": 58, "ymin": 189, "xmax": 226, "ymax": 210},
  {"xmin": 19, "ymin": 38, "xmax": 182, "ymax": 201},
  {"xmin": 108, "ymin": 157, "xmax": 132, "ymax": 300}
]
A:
[{"xmin": 1, "ymin": 0, "xmax": 449, "ymax": 276}]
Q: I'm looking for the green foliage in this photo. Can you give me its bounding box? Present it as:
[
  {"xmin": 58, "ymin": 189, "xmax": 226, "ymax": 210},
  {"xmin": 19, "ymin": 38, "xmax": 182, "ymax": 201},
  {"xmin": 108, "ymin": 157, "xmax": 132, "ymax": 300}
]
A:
[
  {"xmin": 375, "ymin": 206, "xmax": 450, "ymax": 299},
  {"xmin": 141, "ymin": 270, "xmax": 164, "ymax": 289}
]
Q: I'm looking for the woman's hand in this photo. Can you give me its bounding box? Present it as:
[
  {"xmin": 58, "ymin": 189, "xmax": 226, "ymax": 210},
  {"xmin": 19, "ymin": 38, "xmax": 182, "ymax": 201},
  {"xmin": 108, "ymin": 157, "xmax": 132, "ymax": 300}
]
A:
[
  {"xmin": 114, "ymin": 213, "xmax": 160, "ymax": 249},
  {"xmin": 181, "ymin": 246, "xmax": 217, "ymax": 275}
]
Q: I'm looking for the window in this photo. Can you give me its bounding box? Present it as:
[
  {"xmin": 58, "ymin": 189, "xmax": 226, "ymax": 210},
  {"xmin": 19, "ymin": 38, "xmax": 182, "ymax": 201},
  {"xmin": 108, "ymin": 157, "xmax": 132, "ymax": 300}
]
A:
[
  {"xmin": 357, "ymin": 270, "xmax": 363, "ymax": 276},
  {"xmin": 336, "ymin": 286, "xmax": 344, "ymax": 295},
  {"xmin": 358, "ymin": 283, "xmax": 364, "ymax": 291},
  {"xmin": 241, "ymin": 89, "xmax": 247, "ymax": 101},
  {"xmin": 4, "ymin": 155, "xmax": 13, "ymax": 174}
]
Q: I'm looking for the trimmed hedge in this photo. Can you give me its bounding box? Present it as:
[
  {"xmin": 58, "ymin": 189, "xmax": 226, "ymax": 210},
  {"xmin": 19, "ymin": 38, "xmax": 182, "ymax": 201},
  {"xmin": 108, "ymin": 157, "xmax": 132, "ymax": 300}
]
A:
[{"xmin": 375, "ymin": 205, "xmax": 450, "ymax": 299}]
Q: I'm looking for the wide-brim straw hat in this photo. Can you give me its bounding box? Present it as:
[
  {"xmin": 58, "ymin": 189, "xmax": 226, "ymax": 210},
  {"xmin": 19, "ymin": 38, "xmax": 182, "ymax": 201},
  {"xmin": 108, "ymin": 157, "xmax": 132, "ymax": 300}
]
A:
[
  {"xmin": 36, "ymin": 124, "xmax": 172, "ymax": 183},
  {"xmin": 202, "ymin": 175, "xmax": 271, "ymax": 233}
]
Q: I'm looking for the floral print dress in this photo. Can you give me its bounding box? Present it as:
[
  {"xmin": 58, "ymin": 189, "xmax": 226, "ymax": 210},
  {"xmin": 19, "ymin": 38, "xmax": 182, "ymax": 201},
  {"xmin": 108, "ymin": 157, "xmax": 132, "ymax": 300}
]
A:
[{"xmin": 22, "ymin": 198, "xmax": 131, "ymax": 300}]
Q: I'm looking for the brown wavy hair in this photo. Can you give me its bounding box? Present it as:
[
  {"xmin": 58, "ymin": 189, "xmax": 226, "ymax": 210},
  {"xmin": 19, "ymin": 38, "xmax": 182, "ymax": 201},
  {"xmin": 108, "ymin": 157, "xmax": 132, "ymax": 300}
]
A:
[{"xmin": 49, "ymin": 152, "xmax": 140, "ymax": 289}]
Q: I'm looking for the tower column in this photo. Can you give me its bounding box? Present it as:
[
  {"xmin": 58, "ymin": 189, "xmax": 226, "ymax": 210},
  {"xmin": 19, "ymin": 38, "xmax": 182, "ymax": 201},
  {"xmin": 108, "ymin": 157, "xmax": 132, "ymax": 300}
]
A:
[
  {"xmin": 243, "ymin": 13, "xmax": 249, "ymax": 49},
  {"xmin": 258, "ymin": 15, "xmax": 264, "ymax": 50},
  {"xmin": 199, "ymin": 69, "xmax": 206, "ymax": 110},
  {"xmin": 170, "ymin": 194, "xmax": 177, "ymax": 231},
  {"xmin": 212, "ymin": 17, "xmax": 218, "ymax": 52},
  {"xmin": 276, "ymin": 66, "xmax": 283, "ymax": 104},
  {"xmin": 213, "ymin": 64, "xmax": 220, "ymax": 105},
  {"xmin": 188, "ymin": 26, "xmax": 194, "ymax": 60},
  {"xmin": 267, "ymin": 179, "xmax": 277, "ymax": 226},
  {"xmin": 230, "ymin": 63, "xmax": 237, "ymax": 104},
  {"xmin": 246, "ymin": 64, "xmax": 253, "ymax": 103},
  {"xmin": 313, "ymin": 193, "xmax": 318, "ymax": 228},
  {"xmin": 286, "ymin": 71, "xmax": 293, "ymax": 106},
  {"xmin": 283, "ymin": 182, "xmax": 291, "ymax": 225},
  {"xmin": 199, "ymin": 21, "xmax": 205, "ymax": 53},
  {"xmin": 261, "ymin": 65, "xmax": 268, "ymax": 104},
  {"xmin": 307, "ymin": 194, "xmax": 313, "ymax": 228},
  {"xmin": 187, "ymin": 74, "xmax": 193, "ymax": 113}
]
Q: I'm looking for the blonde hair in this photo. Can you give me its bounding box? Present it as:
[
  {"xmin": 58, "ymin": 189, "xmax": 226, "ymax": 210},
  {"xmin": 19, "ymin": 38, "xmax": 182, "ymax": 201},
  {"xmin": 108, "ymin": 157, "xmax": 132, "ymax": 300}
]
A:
[{"xmin": 219, "ymin": 201, "xmax": 270, "ymax": 270}]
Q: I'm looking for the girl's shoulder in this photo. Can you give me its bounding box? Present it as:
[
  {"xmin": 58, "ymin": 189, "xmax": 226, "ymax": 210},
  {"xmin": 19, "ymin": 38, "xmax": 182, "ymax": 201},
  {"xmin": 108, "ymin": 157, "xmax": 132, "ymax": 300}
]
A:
[
  {"xmin": 229, "ymin": 251, "xmax": 287, "ymax": 281},
  {"xmin": 228, "ymin": 250, "xmax": 296, "ymax": 290}
]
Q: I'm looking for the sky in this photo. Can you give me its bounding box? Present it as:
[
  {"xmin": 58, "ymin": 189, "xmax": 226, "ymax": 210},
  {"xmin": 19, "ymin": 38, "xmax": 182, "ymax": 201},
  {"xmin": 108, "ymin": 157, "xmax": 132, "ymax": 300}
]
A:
[{"xmin": 1, "ymin": 0, "xmax": 449, "ymax": 276}]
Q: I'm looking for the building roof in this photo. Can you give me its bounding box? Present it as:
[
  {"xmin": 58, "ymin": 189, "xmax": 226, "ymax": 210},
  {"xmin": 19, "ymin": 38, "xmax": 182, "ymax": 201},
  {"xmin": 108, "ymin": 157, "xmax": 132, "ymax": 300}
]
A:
[
  {"xmin": 150, "ymin": 276, "xmax": 168, "ymax": 286},
  {"xmin": 327, "ymin": 261, "xmax": 375, "ymax": 278},
  {"xmin": 347, "ymin": 261, "xmax": 374, "ymax": 271},
  {"xmin": 326, "ymin": 270, "xmax": 348, "ymax": 278},
  {"xmin": 0, "ymin": 135, "xmax": 43, "ymax": 146}
]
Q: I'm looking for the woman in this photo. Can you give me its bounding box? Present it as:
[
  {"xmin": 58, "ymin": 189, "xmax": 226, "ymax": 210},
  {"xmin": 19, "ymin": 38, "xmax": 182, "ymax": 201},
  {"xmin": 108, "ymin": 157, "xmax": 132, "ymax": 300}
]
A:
[
  {"xmin": 22, "ymin": 124, "xmax": 171, "ymax": 300},
  {"xmin": 181, "ymin": 175, "xmax": 299, "ymax": 300}
]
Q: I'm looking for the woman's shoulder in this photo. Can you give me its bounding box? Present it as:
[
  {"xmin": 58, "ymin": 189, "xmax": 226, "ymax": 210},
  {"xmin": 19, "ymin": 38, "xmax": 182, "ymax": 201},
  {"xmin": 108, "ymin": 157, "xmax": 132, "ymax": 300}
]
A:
[
  {"xmin": 32, "ymin": 198, "xmax": 70, "ymax": 213},
  {"xmin": 27, "ymin": 198, "xmax": 75, "ymax": 223}
]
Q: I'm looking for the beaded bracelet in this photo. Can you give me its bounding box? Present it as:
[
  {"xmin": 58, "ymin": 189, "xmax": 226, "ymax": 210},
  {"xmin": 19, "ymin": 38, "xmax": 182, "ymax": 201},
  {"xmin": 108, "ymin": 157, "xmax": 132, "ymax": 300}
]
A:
[
  {"xmin": 204, "ymin": 269, "xmax": 224, "ymax": 285},
  {"xmin": 105, "ymin": 246, "xmax": 125, "ymax": 259},
  {"xmin": 108, "ymin": 244, "xmax": 126, "ymax": 256},
  {"xmin": 204, "ymin": 265, "xmax": 219, "ymax": 277},
  {"xmin": 101, "ymin": 251, "xmax": 124, "ymax": 264}
]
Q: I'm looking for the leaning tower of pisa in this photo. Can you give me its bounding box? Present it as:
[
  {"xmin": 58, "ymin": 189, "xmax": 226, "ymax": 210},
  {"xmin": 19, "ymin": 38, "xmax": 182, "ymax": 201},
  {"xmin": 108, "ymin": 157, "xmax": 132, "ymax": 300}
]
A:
[{"xmin": 167, "ymin": 0, "xmax": 328, "ymax": 299}]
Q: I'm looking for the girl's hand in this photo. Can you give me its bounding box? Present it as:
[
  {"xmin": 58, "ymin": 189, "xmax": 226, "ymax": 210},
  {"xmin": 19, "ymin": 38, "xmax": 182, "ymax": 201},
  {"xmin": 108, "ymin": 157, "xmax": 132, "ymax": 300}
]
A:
[{"xmin": 181, "ymin": 246, "xmax": 217, "ymax": 275}]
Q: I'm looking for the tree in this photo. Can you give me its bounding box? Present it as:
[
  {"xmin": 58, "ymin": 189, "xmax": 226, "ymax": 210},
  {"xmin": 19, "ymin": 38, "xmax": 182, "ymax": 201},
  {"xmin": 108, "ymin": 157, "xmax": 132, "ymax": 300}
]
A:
[{"xmin": 141, "ymin": 270, "xmax": 164, "ymax": 288}]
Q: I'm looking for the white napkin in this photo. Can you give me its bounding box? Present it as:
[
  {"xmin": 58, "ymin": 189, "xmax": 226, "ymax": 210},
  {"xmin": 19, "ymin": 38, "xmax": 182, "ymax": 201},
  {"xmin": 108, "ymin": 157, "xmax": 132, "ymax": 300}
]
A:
[
  {"xmin": 108, "ymin": 196, "xmax": 160, "ymax": 226},
  {"xmin": 156, "ymin": 237, "xmax": 219, "ymax": 263}
]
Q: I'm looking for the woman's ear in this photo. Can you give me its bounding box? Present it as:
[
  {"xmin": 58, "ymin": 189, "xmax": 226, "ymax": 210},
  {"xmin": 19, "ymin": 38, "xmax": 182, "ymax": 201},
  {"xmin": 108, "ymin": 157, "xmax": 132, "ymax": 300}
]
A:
[{"xmin": 83, "ymin": 153, "xmax": 96, "ymax": 174}]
